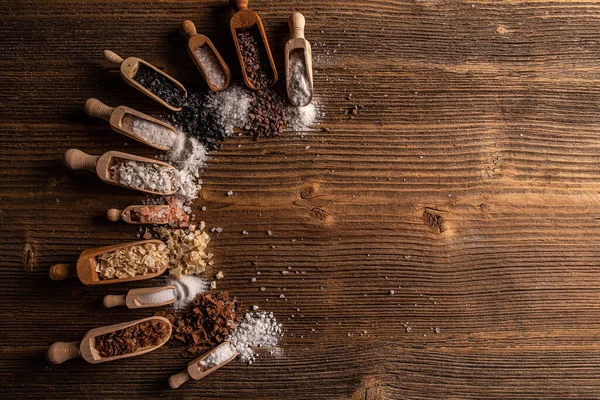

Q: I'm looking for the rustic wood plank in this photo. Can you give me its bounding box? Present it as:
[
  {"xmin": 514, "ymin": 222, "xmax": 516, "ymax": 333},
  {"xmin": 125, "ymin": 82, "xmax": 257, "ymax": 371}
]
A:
[{"xmin": 4, "ymin": 0, "xmax": 600, "ymax": 398}]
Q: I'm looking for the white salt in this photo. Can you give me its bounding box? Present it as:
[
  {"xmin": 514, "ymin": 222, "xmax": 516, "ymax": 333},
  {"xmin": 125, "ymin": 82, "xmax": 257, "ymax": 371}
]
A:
[
  {"xmin": 165, "ymin": 134, "xmax": 207, "ymax": 202},
  {"xmin": 194, "ymin": 46, "xmax": 226, "ymax": 90},
  {"xmin": 111, "ymin": 159, "xmax": 177, "ymax": 194},
  {"xmin": 137, "ymin": 288, "xmax": 177, "ymax": 305},
  {"xmin": 203, "ymin": 85, "xmax": 252, "ymax": 135},
  {"xmin": 227, "ymin": 311, "xmax": 282, "ymax": 363},
  {"xmin": 287, "ymin": 102, "xmax": 318, "ymax": 131},
  {"xmin": 199, "ymin": 342, "xmax": 236, "ymax": 369},
  {"xmin": 168, "ymin": 275, "xmax": 209, "ymax": 309},
  {"xmin": 288, "ymin": 50, "xmax": 312, "ymax": 106},
  {"xmin": 130, "ymin": 118, "xmax": 177, "ymax": 148}
]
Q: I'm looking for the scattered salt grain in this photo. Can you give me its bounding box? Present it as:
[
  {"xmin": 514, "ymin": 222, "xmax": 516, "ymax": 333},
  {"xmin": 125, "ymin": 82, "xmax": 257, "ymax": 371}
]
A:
[
  {"xmin": 130, "ymin": 118, "xmax": 177, "ymax": 149},
  {"xmin": 164, "ymin": 134, "xmax": 207, "ymax": 202},
  {"xmin": 228, "ymin": 312, "xmax": 282, "ymax": 363},
  {"xmin": 194, "ymin": 46, "xmax": 226, "ymax": 90}
]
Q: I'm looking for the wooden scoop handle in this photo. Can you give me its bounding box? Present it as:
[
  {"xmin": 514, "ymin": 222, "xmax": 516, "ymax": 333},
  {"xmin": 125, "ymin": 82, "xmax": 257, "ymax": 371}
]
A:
[
  {"xmin": 63, "ymin": 149, "xmax": 99, "ymax": 172},
  {"xmin": 169, "ymin": 370, "xmax": 191, "ymax": 389},
  {"xmin": 103, "ymin": 294, "xmax": 127, "ymax": 308},
  {"xmin": 289, "ymin": 12, "xmax": 305, "ymax": 39},
  {"xmin": 104, "ymin": 49, "xmax": 124, "ymax": 65},
  {"xmin": 106, "ymin": 208, "xmax": 122, "ymax": 222},
  {"xmin": 230, "ymin": 0, "xmax": 248, "ymax": 11},
  {"xmin": 84, "ymin": 98, "xmax": 114, "ymax": 121},
  {"xmin": 180, "ymin": 20, "xmax": 197, "ymax": 38},
  {"xmin": 49, "ymin": 263, "xmax": 77, "ymax": 281},
  {"xmin": 46, "ymin": 341, "xmax": 81, "ymax": 364}
]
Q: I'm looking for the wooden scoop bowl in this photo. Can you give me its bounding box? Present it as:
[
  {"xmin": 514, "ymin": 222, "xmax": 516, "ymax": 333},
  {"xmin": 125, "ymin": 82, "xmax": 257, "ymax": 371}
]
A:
[
  {"xmin": 285, "ymin": 12, "xmax": 313, "ymax": 107},
  {"xmin": 180, "ymin": 20, "xmax": 231, "ymax": 92},
  {"xmin": 104, "ymin": 49, "xmax": 187, "ymax": 111},
  {"xmin": 49, "ymin": 239, "xmax": 167, "ymax": 286},
  {"xmin": 107, "ymin": 205, "xmax": 172, "ymax": 225},
  {"xmin": 169, "ymin": 342, "xmax": 238, "ymax": 389},
  {"xmin": 229, "ymin": 0, "xmax": 278, "ymax": 90},
  {"xmin": 84, "ymin": 98, "xmax": 179, "ymax": 151},
  {"xmin": 103, "ymin": 285, "xmax": 177, "ymax": 309},
  {"xmin": 46, "ymin": 316, "xmax": 172, "ymax": 364},
  {"xmin": 63, "ymin": 149, "xmax": 177, "ymax": 195}
]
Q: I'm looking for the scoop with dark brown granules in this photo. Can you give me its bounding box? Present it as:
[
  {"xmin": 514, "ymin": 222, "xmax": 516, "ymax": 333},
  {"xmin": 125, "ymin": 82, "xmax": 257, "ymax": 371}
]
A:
[
  {"xmin": 156, "ymin": 291, "xmax": 242, "ymax": 356},
  {"xmin": 94, "ymin": 319, "xmax": 170, "ymax": 357}
]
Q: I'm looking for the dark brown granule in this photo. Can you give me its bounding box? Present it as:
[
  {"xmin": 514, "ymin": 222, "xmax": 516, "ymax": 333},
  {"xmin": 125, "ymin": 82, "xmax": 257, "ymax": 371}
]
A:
[
  {"xmin": 94, "ymin": 320, "xmax": 169, "ymax": 357},
  {"xmin": 156, "ymin": 291, "xmax": 242, "ymax": 356},
  {"xmin": 236, "ymin": 26, "xmax": 274, "ymax": 90},
  {"xmin": 134, "ymin": 64, "xmax": 186, "ymax": 108},
  {"xmin": 248, "ymin": 85, "xmax": 287, "ymax": 139}
]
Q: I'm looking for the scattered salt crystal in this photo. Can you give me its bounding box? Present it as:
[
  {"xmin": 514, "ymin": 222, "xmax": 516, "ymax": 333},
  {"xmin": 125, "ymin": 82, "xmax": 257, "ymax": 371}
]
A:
[
  {"xmin": 194, "ymin": 45, "xmax": 226, "ymax": 90},
  {"xmin": 228, "ymin": 311, "xmax": 282, "ymax": 363},
  {"xmin": 164, "ymin": 134, "xmax": 206, "ymax": 202}
]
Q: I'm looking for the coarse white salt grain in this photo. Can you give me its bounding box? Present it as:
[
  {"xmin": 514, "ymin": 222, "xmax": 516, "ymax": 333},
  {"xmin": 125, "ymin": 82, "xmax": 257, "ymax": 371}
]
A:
[
  {"xmin": 194, "ymin": 45, "xmax": 227, "ymax": 90},
  {"xmin": 227, "ymin": 311, "xmax": 282, "ymax": 363},
  {"xmin": 111, "ymin": 159, "xmax": 177, "ymax": 194},
  {"xmin": 131, "ymin": 118, "xmax": 177, "ymax": 148},
  {"xmin": 199, "ymin": 342, "xmax": 236, "ymax": 369},
  {"xmin": 203, "ymin": 85, "xmax": 252, "ymax": 135}
]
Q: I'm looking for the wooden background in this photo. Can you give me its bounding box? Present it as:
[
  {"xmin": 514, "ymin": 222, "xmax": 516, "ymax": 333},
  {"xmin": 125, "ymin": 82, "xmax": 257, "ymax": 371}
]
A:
[{"xmin": 3, "ymin": 0, "xmax": 600, "ymax": 398}]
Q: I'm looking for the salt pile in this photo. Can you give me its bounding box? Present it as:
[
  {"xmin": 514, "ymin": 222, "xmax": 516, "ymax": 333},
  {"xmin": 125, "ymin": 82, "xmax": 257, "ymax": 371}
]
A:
[{"xmin": 227, "ymin": 311, "xmax": 282, "ymax": 364}]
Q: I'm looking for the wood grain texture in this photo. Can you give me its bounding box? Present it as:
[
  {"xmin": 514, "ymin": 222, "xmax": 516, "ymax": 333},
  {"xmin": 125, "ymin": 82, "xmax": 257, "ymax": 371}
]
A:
[{"xmin": 3, "ymin": 0, "xmax": 600, "ymax": 398}]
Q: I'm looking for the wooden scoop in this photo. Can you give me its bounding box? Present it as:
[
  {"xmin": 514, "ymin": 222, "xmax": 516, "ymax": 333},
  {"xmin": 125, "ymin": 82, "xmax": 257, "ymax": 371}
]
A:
[
  {"xmin": 229, "ymin": 0, "xmax": 278, "ymax": 90},
  {"xmin": 180, "ymin": 20, "xmax": 231, "ymax": 92},
  {"xmin": 46, "ymin": 316, "xmax": 172, "ymax": 364},
  {"xmin": 84, "ymin": 98, "xmax": 179, "ymax": 151},
  {"xmin": 103, "ymin": 285, "xmax": 177, "ymax": 309},
  {"xmin": 285, "ymin": 12, "xmax": 313, "ymax": 107},
  {"xmin": 107, "ymin": 205, "xmax": 172, "ymax": 225},
  {"xmin": 104, "ymin": 49, "xmax": 187, "ymax": 111},
  {"xmin": 48, "ymin": 239, "xmax": 167, "ymax": 286},
  {"xmin": 169, "ymin": 342, "xmax": 238, "ymax": 389},
  {"xmin": 63, "ymin": 149, "xmax": 177, "ymax": 195}
]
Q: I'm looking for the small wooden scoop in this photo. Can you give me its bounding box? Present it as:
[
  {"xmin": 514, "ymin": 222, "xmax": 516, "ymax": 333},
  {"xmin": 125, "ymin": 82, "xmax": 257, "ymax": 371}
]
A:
[
  {"xmin": 104, "ymin": 285, "xmax": 177, "ymax": 309},
  {"xmin": 49, "ymin": 239, "xmax": 167, "ymax": 286},
  {"xmin": 229, "ymin": 0, "xmax": 278, "ymax": 90},
  {"xmin": 46, "ymin": 316, "xmax": 172, "ymax": 364},
  {"xmin": 63, "ymin": 149, "xmax": 177, "ymax": 195},
  {"xmin": 104, "ymin": 49, "xmax": 187, "ymax": 111},
  {"xmin": 180, "ymin": 20, "xmax": 231, "ymax": 92},
  {"xmin": 169, "ymin": 342, "xmax": 238, "ymax": 389},
  {"xmin": 285, "ymin": 12, "xmax": 313, "ymax": 107},
  {"xmin": 84, "ymin": 98, "xmax": 179, "ymax": 151},
  {"xmin": 107, "ymin": 205, "xmax": 171, "ymax": 225}
]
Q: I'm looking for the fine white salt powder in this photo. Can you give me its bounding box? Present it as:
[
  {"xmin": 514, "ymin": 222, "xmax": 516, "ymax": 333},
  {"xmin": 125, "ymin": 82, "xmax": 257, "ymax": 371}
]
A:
[
  {"xmin": 131, "ymin": 118, "xmax": 177, "ymax": 149},
  {"xmin": 165, "ymin": 134, "xmax": 207, "ymax": 202},
  {"xmin": 227, "ymin": 311, "xmax": 282, "ymax": 364},
  {"xmin": 111, "ymin": 159, "xmax": 177, "ymax": 194},
  {"xmin": 137, "ymin": 288, "xmax": 177, "ymax": 305},
  {"xmin": 288, "ymin": 50, "xmax": 312, "ymax": 106},
  {"xmin": 194, "ymin": 46, "xmax": 226, "ymax": 90},
  {"xmin": 199, "ymin": 342, "xmax": 236, "ymax": 369},
  {"xmin": 167, "ymin": 275, "xmax": 209, "ymax": 309}
]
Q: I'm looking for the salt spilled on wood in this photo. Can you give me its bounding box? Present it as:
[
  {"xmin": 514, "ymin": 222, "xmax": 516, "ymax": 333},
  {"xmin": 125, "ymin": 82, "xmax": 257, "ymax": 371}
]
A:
[
  {"xmin": 227, "ymin": 311, "xmax": 282, "ymax": 364},
  {"xmin": 194, "ymin": 45, "xmax": 226, "ymax": 90},
  {"xmin": 288, "ymin": 50, "xmax": 311, "ymax": 106},
  {"xmin": 164, "ymin": 133, "xmax": 207, "ymax": 203},
  {"xmin": 130, "ymin": 118, "xmax": 177, "ymax": 148},
  {"xmin": 199, "ymin": 342, "xmax": 236, "ymax": 369},
  {"xmin": 137, "ymin": 288, "xmax": 177, "ymax": 305},
  {"xmin": 167, "ymin": 275, "xmax": 210, "ymax": 309}
]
